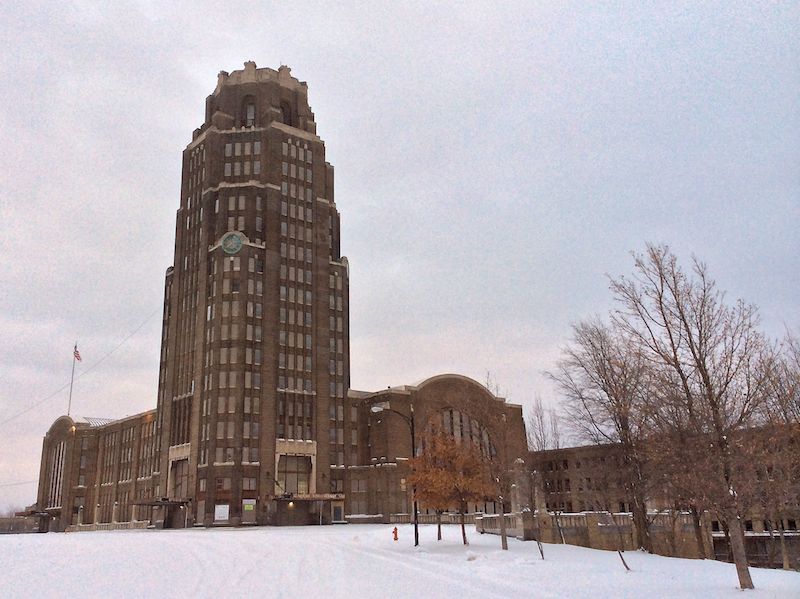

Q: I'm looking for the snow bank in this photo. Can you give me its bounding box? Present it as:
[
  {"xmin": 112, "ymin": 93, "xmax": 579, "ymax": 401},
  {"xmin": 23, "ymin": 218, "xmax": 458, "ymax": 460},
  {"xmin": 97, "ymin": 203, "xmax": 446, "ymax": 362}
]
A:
[{"xmin": 0, "ymin": 524, "xmax": 798, "ymax": 598}]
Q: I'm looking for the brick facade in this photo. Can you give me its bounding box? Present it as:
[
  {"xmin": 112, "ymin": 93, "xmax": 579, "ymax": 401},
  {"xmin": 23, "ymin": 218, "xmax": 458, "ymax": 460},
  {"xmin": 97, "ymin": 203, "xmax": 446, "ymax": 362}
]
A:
[{"xmin": 33, "ymin": 63, "xmax": 529, "ymax": 530}]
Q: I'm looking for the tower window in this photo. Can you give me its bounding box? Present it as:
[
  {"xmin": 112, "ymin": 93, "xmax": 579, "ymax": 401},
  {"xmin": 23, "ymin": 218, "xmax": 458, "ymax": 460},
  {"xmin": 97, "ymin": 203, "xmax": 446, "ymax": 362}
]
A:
[
  {"xmin": 281, "ymin": 102, "xmax": 292, "ymax": 127},
  {"xmin": 245, "ymin": 102, "xmax": 255, "ymax": 127}
]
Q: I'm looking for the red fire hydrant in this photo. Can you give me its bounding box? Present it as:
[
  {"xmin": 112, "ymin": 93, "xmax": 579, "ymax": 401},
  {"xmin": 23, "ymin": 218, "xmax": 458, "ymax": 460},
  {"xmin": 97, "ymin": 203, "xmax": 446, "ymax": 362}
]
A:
[{"xmin": 392, "ymin": 526, "xmax": 398, "ymax": 541}]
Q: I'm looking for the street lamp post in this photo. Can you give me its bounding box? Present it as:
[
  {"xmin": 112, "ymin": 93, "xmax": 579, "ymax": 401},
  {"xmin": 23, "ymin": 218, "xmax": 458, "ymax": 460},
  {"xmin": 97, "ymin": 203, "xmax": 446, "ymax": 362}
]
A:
[
  {"xmin": 498, "ymin": 413, "xmax": 509, "ymax": 550},
  {"xmin": 371, "ymin": 401, "xmax": 419, "ymax": 547}
]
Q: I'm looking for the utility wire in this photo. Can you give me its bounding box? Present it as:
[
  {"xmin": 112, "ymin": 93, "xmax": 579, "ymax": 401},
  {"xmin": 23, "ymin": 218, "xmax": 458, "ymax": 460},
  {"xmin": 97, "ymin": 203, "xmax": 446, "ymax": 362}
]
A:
[
  {"xmin": 0, "ymin": 480, "xmax": 38, "ymax": 488},
  {"xmin": 0, "ymin": 307, "xmax": 162, "ymax": 428}
]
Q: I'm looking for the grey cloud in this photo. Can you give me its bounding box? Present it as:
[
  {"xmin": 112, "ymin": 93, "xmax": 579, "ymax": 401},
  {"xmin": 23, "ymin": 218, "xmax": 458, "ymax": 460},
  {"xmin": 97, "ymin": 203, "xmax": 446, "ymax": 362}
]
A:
[{"xmin": 1, "ymin": 1, "xmax": 798, "ymax": 509}]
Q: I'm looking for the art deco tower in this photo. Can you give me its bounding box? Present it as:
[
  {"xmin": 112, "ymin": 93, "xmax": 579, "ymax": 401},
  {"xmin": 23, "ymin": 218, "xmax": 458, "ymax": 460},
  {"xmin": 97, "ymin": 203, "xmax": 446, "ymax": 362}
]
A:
[
  {"xmin": 33, "ymin": 62, "xmax": 529, "ymax": 533},
  {"xmin": 155, "ymin": 62, "xmax": 350, "ymax": 525}
]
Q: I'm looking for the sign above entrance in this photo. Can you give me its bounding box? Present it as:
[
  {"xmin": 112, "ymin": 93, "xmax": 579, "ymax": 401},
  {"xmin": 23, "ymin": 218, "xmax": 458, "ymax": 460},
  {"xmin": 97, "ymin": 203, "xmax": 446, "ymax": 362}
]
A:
[{"xmin": 214, "ymin": 503, "xmax": 229, "ymax": 522}]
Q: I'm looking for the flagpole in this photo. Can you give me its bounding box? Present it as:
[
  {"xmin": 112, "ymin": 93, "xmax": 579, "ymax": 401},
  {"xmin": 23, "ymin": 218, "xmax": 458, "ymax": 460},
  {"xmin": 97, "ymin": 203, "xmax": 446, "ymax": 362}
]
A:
[{"xmin": 67, "ymin": 342, "xmax": 77, "ymax": 416}]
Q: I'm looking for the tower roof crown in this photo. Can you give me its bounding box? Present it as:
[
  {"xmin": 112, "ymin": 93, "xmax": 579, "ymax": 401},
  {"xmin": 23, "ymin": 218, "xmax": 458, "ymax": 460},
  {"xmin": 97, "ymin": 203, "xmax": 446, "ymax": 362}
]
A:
[{"xmin": 214, "ymin": 61, "xmax": 307, "ymax": 95}]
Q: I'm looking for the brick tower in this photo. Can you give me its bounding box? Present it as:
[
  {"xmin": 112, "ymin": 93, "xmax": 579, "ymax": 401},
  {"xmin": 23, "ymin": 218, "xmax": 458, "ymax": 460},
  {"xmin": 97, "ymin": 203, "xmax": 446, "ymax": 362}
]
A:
[{"xmin": 155, "ymin": 62, "xmax": 350, "ymax": 525}]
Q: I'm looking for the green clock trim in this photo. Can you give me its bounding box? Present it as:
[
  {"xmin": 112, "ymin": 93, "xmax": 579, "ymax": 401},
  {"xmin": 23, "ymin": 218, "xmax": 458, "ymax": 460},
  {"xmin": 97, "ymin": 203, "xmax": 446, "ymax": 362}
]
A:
[{"xmin": 221, "ymin": 232, "xmax": 244, "ymax": 255}]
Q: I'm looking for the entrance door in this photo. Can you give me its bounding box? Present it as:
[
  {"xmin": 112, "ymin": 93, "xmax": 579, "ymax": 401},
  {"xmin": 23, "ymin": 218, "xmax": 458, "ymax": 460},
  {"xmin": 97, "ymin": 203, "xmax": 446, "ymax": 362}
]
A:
[
  {"xmin": 214, "ymin": 503, "xmax": 230, "ymax": 523},
  {"xmin": 242, "ymin": 499, "xmax": 256, "ymax": 524}
]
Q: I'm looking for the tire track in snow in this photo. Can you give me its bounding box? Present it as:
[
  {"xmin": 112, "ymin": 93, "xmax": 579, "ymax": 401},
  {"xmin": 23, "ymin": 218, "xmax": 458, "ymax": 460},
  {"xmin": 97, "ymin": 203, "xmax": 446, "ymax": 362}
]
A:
[{"xmin": 307, "ymin": 531, "xmax": 524, "ymax": 598}]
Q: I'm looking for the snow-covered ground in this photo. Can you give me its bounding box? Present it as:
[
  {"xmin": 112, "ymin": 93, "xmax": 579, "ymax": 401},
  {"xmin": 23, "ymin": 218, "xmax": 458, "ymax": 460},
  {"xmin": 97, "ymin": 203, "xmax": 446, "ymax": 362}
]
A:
[{"xmin": 1, "ymin": 524, "xmax": 798, "ymax": 598}]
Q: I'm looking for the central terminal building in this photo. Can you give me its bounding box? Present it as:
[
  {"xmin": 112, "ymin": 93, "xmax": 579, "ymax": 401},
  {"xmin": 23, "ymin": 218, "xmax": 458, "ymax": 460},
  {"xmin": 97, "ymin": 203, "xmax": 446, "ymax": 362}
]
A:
[{"xmin": 34, "ymin": 62, "xmax": 528, "ymax": 531}]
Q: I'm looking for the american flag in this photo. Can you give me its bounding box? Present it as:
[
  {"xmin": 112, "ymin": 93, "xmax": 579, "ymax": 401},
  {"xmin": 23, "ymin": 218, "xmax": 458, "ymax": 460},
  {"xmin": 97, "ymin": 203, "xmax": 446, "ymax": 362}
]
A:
[{"xmin": 73, "ymin": 345, "xmax": 82, "ymax": 362}]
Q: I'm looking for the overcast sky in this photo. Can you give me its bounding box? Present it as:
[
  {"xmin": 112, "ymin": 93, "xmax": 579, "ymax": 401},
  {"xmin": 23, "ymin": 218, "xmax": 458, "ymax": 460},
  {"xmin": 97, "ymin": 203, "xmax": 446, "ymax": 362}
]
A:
[{"xmin": 1, "ymin": 1, "xmax": 798, "ymax": 510}]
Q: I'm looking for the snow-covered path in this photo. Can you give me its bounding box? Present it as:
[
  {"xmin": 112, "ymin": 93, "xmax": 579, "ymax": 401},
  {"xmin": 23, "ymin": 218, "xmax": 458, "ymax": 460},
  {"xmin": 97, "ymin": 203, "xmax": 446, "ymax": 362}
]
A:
[{"xmin": 1, "ymin": 524, "xmax": 798, "ymax": 598}]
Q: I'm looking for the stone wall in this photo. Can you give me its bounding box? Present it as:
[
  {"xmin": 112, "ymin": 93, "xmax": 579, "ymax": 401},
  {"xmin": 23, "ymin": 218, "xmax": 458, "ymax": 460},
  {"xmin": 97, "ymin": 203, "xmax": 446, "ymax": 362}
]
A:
[
  {"xmin": 65, "ymin": 521, "xmax": 150, "ymax": 533},
  {"xmin": 476, "ymin": 511, "xmax": 709, "ymax": 556},
  {"xmin": 476, "ymin": 510, "xmax": 800, "ymax": 569},
  {"xmin": 0, "ymin": 516, "xmax": 44, "ymax": 534}
]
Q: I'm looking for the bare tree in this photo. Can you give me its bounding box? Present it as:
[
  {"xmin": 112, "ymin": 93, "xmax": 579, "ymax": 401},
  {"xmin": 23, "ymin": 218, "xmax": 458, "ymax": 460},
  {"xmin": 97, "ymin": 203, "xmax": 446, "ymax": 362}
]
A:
[
  {"xmin": 645, "ymin": 424, "xmax": 722, "ymax": 558},
  {"xmin": 549, "ymin": 411, "xmax": 561, "ymax": 451},
  {"xmin": 484, "ymin": 370, "xmax": 503, "ymax": 398},
  {"xmin": 610, "ymin": 244, "xmax": 771, "ymax": 589},
  {"xmin": 762, "ymin": 331, "xmax": 800, "ymax": 424},
  {"xmin": 526, "ymin": 395, "xmax": 562, "ymax": 452},
  {"xmin": 548, "ymin": 317, "xmax": 654, "ymax": 552},
  {"xmin": 752, "ymin": 332, "xmax": 800, "ymax": 569},
  {"xmin": 483, "ymin": 370, "xmax": 521, "ymax": 551}
]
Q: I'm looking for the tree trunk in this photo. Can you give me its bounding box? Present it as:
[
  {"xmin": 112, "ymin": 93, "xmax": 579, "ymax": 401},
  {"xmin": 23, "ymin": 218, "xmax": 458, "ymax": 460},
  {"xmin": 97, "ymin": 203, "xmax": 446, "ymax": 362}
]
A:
[
  {"xmin": 627, "ymin": 447, "xmax": 652, "ymax": 553},
  {"xmin": 499, "ymin": 500, "xmax": 509, "ymax": 550},
  {"xmin": 778, "ymin": 521, "xmax": 790, "ymax": 570},
  {"xmin": 617, "ymin": 550, "xmax": 631, "ymax": 571},
  {"xmin": 690, "ymin": 505, "xmax": 706, "ymax": 559},
  {"xmin": 436, "ymin": 511, "xmax": 442, "ymax": 541},
  {"xmin": 631, "ymin": 496, "xmax": 652, "ymax": 553},
  {"xmin": 726, "ymin": 516, "xmax": 754, "ymax": 590},
  {"xmin": 613, "ymin": 513, "xmax": 628, "ymax": 553},
  {"xmin": 722, "ymin": 522, "xmax": 733, "ymax": 563},
  {"xmin": 554, "ymin": 512, "xmax": 565, "ymax": 544},
  {"xmin": 460, "ymin": 509, "xmax": 468, "ymax": 545},
  {"xmin": 765, "ymin": 519, "xmax": 777, "ymax": 566},
  {"xmin": 665, "ymin": 508, "xmax": 679, "ymax": 557}
]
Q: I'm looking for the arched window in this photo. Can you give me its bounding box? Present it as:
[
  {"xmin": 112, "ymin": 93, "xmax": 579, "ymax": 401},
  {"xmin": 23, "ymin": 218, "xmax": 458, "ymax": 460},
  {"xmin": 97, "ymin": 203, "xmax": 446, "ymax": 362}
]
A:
[
  {"xmin": 241, "ymin": 96, "xmax": 256, "ymax": 128},
  {"xmin": 245, "ymin": 102, "xmax": 255, "ymax": 127},
  {"xmin": 433, "ymin": 408, "xmax": 496, "ymax": 459}
]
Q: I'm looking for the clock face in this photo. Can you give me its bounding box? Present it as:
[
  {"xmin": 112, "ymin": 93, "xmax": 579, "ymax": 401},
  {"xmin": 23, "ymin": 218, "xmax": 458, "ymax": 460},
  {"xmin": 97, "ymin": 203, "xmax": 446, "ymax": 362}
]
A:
[{"xmin": 221, "ymin": 232, "xmax": 243, "ymax": 255}]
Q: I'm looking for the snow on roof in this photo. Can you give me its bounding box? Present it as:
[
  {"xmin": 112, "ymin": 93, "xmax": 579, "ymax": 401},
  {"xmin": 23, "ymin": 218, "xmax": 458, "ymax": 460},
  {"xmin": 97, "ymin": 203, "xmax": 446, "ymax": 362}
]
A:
[{"xmin": 73, "ymin": 416, "xmax": 115, "ymax": 428}]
